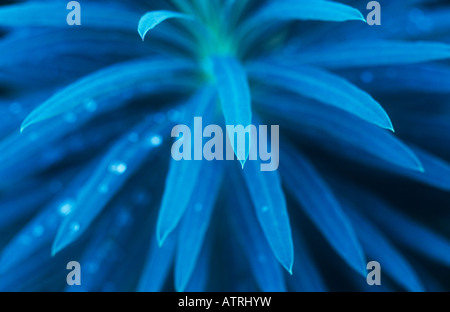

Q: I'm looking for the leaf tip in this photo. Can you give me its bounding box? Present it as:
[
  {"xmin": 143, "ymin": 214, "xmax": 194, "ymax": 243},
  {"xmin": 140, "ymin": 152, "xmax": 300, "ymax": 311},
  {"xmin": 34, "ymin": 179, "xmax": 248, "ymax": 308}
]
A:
[
  {"xmin": 280, "ymin": 255, "xmax": 294, "ymax": 275},
  {"xmin": 156, "ymin": 228, "xmax": 168, "ymax": 247},
  {"xmin": 51, "ymin": 240, "xmax": 62, "ymax": 257},
  {"xmin": 20, "ymin": 121, "xmax": 29, "ymax": 134}
]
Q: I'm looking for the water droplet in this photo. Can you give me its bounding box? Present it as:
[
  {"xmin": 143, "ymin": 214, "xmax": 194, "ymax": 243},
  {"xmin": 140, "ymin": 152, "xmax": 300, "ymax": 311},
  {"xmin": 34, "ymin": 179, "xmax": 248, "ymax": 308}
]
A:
[
  {"xmin": 84, "ymin": 100, "xmax": 98, "ymax": 112},
  {"xmin": 149, "ymin": 135, "xmax": 162, "ymax": 147},
  {"xmin": 58, "ymin": 200, "xmax": 74, "ymax": 216},
  {"xmin": 128, "ymin": 132, "xmax": 139, "ymax": 143},
  {"xmin": 194, "ymin": 203, "xmax": 203, "ymax": 212},
  {"xmin": 32, "ymin": 225, "xmax": 44, "ymax": 237},
  {"xmin": 262, "ymin": 206, "xmax": 269, "ymax": 212},
  {"xmin": 167, "ymin": 109, "xmax": 181, "ymax": 122},
  {"xmin": 9, "ymin": 102, "xmax": 22, "ymax": 115},
  {"xmin": 98, "ymin": 184, "xmax": 109, "ymax": 194},
  {"xmin": 154, "ymin": 112, "xmax": 166, "ymax": 124},
  {"xmin": 109, "ymin": 162, "xmax": 127, "ymax": 175},
  {"xmin": 132, "ymin": 191, "xmax": 150, "ymax": 205},
  {"xmin": 69, "ymin": 222, "xmax": 80, "ymax": 233},
  {"xmin": 361, "ymin": 71, "xmax": 374, "ymax": 84},
  {"xmin": 116, "ymin": 209, "xmax": 132, "ymax": 227},
  {"xmin": 63, "ymin": 112, "xmax": 77, "ymax": 123}
]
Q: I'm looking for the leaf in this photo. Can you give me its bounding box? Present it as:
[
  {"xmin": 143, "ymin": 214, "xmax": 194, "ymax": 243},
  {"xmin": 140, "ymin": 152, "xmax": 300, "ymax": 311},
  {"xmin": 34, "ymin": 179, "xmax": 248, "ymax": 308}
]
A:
[
  {"xmin": 347, "ymin": 208, "xmax": 425, "ymax": 292},
  {"xmin": 296, "ymin": 40, "xmax": 450, "ymax": 69},
  {"xmin": 281, "ymin": 148, "xmax": 367, "ymax": 276},
  {"xmin": 212, "ymin": 56, "xmax": 252, "ymax": 167},
  {"xmin": 354, "ymin": 188, "xmax": 450, "ymax": 267},
  {"xmin": 248, "ymin": 62, "xmax": 393, "ymax": 131},
  {"xmin": 0, "ymin": 167, "xmax": 94, "ymax": 274},
  {"xmin": 288, "ymin": 229, "xmax": 327, "ymax": 291},
  {"xmin": 255, "ymin": 93, "xmax": 423, "ymax": 172},
  {"xmin": 241, "ymin": 159, "xmax": 294, "ymax": 274},
  {"xmin": 0, "ymin": 2, "xmax": 140, "ymax": 30},
  {"xmin": 21, "ymin": 57, "xmax": 195, "ymax": 132},
  {"xmin": 242, "ymin": 0, "xmax": 365, "ymax": 33},
  {"xmin": 183, "ymin": 237, "xmax": 212, "ymax": 292},
  {"xmin": 138, "ymin": 234, "xmax": 176, "ymax": 292},
  {"xmin": 138, "ymin": 10, "xmax": 194, "ymax": 41},
  {"xmin": 0, "ymin": 30, "xmax": 155, "ymax": 68},
  {"xmin": 354, "ymin": 145, "xmax": 450, "ymax": 191},
  {"xmin": 229, "ymin": 169, "xmax": 287, "ymax": 291},
  {"xmin": 175, "ymin": 161, "xmax": 223, "ymax": 292},
  {"xmin": 65, "ymin": 194, "xmax": 149, "ymax": 292},
  {"xmin": 51, "ymin": 116, "xmax": 170, "ymax": 255},
  {"xmin": 156, "ymin": 87, "xmax": 216, "ymax": 246},
  {"xmin": 340, "ymin": 64, "xmax": 450, "ymax": 94}
]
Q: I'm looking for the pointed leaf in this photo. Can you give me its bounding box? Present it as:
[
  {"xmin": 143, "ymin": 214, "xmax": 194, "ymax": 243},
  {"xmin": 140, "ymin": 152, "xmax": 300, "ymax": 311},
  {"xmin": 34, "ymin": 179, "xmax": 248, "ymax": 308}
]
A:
[
  {"xmin": 255, "ymin": 93, "xmax": 423, "ymax": 172},
  {"xmin": 347, "ymin": 208, "xmax": 425, "ymax": 292},
  {"xmin": 156, "ymin": 87, "xmax": 216, "ymax": 246},
  {"xmin": 138, "ymin": 10, "xmax": 194, "ymax": 41},
  {"xmin": 138, "ymin": 235, "xmax": 176, "ymax": 292},
  {"xmin": 0, "ymin": 2, "xmax": 140, "ymax": 30},
  {"xmin": 0, "ymin": 166, "xmax": 94, "ymax": 274},
  {"xmin": 175, "ymin": 161, "xmax": 223, "ymax": 292},
  {"xmin": 289, "ymin": 229, "xmax": 327, "ymax": 291},
  {"xmin": 241, "ymin": 159, "xmax": 294, "ymax": 274},
  {"xmin": 21, "ymin": 57, "xmax": 194, "ymax": 131},
  {"xmin": 212, "ymin": 56, "xmax": 252, "ymax": 167},
  {"xmin": 242, "ymin": 0, "xmax": 365, "ymax": 33},
  {"xmin": 341, "ymin": 64, "xmax": 450, "ymax": 94},
  {"xmin": 297, "ymin": 40, "xmax": 450, "ymax": 69},
  {"xmin": 248, "ymin": 62, "xmax": 393, "ymax": 131},
  {"xmin": 229, "ymin": 169, "xmax": 287, "ymax": 291},
  {"xmin": 282, "ymin": 148, "xmax": 367, "ymax": 276},
  {"xmin": 184, "ymin": 238, "xmax": 212, "ymax": 292},
  {"xmin": 354, "ymin": 187, "xmax": 450, "ymax": 266},
  {"xmin": 52, "ymin": 116, "xmax": 169, "ymax": 255}
]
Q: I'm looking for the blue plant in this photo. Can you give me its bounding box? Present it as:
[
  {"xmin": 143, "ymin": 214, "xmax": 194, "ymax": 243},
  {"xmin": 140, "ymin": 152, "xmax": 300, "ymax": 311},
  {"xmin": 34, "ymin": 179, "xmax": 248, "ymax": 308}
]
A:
[{"xmin": 0, "ymin": 0, "xmax": 449, "ymax": 292}]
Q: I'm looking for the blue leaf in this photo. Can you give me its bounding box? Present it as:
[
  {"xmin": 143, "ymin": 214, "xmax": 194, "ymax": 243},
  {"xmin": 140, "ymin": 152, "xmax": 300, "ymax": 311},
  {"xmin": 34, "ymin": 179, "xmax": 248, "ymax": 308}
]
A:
[
  {"xmin": 351, "ymin": 187, "xmax": 450, "ymax": 266},
  {"xmin": 255, "ymin": 93, "xmax": 423, "ymax": 172},
  {"xmin": 288, "ymin": 229, "xmax": 327, "ymax": 292},
  {"xmin": 156, "ymin": 87, "xmax": 216, "ymax": 246},
  {"xmin": 346, "ymin": 208, "xmax": 425, "ymax": 292},
  {"xmin": 0, "ymin": 30, "xmax": 154, "ymax": 68},
  {"xmin": 21, "ymin": 57, "xmax": 195, "ymax": 132},
  {"xmin": 138, "ymin": 10, "xmax": 194, "ymax": 41},
  {"xmin": 341, "ymin": 65, "xmax": 450, "ymax": 94},
  {"xmin": 242, "ymin": 0, "xmax": 365, "ymax": 34},
  {"xmin": 184, "ymin": 237, "xmax": 212, "ymax": 292},
  {"xmin": 248, "ymin": 62, "xmax": 393, "ymax": 131},
  {"xmin": 296, "ymin": 40, "xmax": 450, "ymax": 69},
  {"xmin": 358, "ymin": 145, "xmax": 450, "ymax": 191},
  {"xmin": 51, "ymin": 115, "xmax": 170, "ymax": 255},
  {"xmin": 0, "ymin": 2, "xmax": 140, "ymax": 30},
  {"xmin": 65, "ymin": 198, "xmax": 146, "ymax": 292},
  {"xmin": 137, "ymin": 234, "xmax": 176, "ymax": 292},
  {"xmin": 281, "ymin": 148, "xmax": 367, "ymax": 276},
  {"xmin": 175, "ymin": 161, "xmax": 223, "ymax": 292},
  {"xmin": 212, "ymin": 56, "xmax": 252, "ymax": 167},
  {"xmin": 241, "ymin": 159, "xmax": 294, "ymax": 274},
  {"xmin": 0, "ymin": 166, "xmax": 94, "ymax": 274},
  {"xmin": 229, "ymin": 169, "xmax": 287, "ymax": 291}
]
